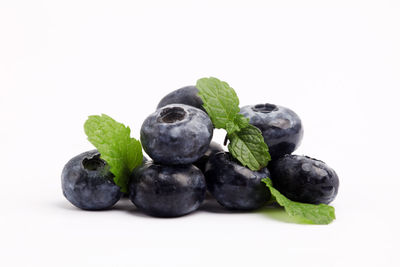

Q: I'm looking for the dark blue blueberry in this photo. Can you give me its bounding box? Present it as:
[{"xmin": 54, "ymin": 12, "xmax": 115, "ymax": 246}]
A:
[
  {"xmin": 157, "ymin": 85, "xmax": 205, "ymax": 111},
  {"xmin": 129, "ymin": 162, "xmax": 206, "ymax": 217},
  {"xmin": 194, "ymin": 141, "xmax": 225, "ymax": 173},
  {"xmin": 239, "ymin": 103, "xmax": 303, "ymax": 159},
  {"xmin": 141, "ymin": 104, "xmax": 213, "ymax": 165},
  {"xmin": 269, "ymin": 155, "xmax": 339, "ymax": 204},
  {"xmin": 204, "ymin": 152, "xmax": 271, "ymax": 210},
  {"xmin": 61, "ymin": 150, "xmax": 122, "ymax": 210}
]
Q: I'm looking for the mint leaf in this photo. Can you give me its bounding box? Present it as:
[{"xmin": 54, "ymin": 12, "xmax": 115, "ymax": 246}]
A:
[
  {"xmin": 233, "ymin": 113, "xmax": 250, "ymax": 129},
  {"xmin": 196, "ymin": 77, "xmax": 271, "ymax": 170},
  {"xmin": 262, "ymin": 178, "xmax": 335, "ymax": 224},
  {"xmin": 84, "ymin": 114, "xmax": 143, "ymax": 193},
  {"xmin": 228, "ymin": 124, "xmax": 271, "ymax": 171},
  {"xmin": 196, "ymin": 77, "xmax": 242, "ymax": 133}
]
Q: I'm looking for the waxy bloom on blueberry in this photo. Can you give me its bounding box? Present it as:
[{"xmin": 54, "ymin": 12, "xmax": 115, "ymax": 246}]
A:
[
  {"xmin": 129, "ymin": 161, "xmax": 206, "ymax": 217},
  {"xmin": 157, "ymin": 85, "xmax": 205, "ymax": 111},
  {"xmin": 140, "ymin": 104, "xmax": 213, "ymax": 165},
  {"xmin": 240, "ymin": 103, "xmax": 303, "ymax": 159},
  {"xmin": 204, "ymin": 151, "xmax": 271, "ymax": 210},
  {"xmin": 269, "ymin": 155, "xmax": 339, "ymax": 204},
  {"xmin": 61, "ymin": 150, "xmax": 122, "ymax": 210}
]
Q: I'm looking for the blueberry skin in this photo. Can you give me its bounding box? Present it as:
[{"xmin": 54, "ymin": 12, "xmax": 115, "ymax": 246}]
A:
[
  {"xmin": 157, "ymin": 85, "xmax": 205, "ymax": 111},
  {"xmin": 141, "ymin": 104, "xmax": 213, "ymax": 165},
  {"xmin": 239, "ymin": 103, "xmax": 303, "ymax": 159},
  {"xmin": 129, "ymin": 162, "xmax": 206, "ymax": 217},
  {"xmin": 194, "ymin": 141, "xmax": 225, "ymax": 173},
  {"xmin": 269, "ymin": 155, "xmax": 339, "ymax": 204},
  {"xmin": 204, "ymin": 152, "xmax": 271, "ymax": 210},
  {"xmin": 61, "ymin": 150, "xmax": 122, "ymax": 210}
]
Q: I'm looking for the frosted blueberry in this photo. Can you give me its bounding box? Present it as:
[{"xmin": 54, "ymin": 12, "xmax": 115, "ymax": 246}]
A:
[
  {"xmin": 141, "ymin": 104, "xmax": 213, "ymax": 165},
  {"xmin": 61, "ymin": 150, "xmax": 121, "ymax": 210}
]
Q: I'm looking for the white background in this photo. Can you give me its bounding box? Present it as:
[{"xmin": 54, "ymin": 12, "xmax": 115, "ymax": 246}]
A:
[{"xmin": 1, "ymin": 1, "xmax": 399, "ymax": 266}]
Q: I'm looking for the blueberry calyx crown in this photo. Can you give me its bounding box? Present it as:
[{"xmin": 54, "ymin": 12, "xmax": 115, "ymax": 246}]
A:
[
  {"xmin": 82, "ymin": 154, "xmax": 106, "ymax": 171},
  {"xmin": 81, "ymin": 152, "xmax": 114, "ymax": 182},
  {"xmin": 157, "ymin": 106, "xmax": 187, "ymax": 123},
  {"xmin": 251, "ymin": 103, "xmax": 278, "ymax": 113}
]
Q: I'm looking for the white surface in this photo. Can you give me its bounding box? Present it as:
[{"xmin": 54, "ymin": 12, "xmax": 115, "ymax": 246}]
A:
[{"xmin": 1, "ymin": 1, "xmax": 400, "ymax": 266}]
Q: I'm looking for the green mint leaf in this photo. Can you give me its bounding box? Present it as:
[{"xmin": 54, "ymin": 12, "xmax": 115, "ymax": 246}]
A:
[
  {"xmin": 84, "ymin": 114, "xmax": 143, "ymax": 193},
  {"xmin": 196, "ymin": 77, "xmax": 241, "ymax": 133},
  {"xmin": 228, "ymin": 124, "xmax": 271, "ymax": 171},
  {"xmin": 233, "ymin": 113, "xmax": 250, "ymax": 129},
  {"xmin": 262, "ymin": 178, "xmax": 336, "ymax": 224},
  {"xmin": 196, "ymin": 77, "xmax": 271, "ymax": 170}
]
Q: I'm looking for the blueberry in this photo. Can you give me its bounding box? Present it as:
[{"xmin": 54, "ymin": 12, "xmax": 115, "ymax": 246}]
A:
[
  {"xmin": 204, "ymin": 152, "xmax": 271, "ymax": 210},
  {"xmin": 129, "ymin": 162, "xmax": 206, "ymax": 217},
  {"xmin": 141, "ymin": 104, "xmax": 213, "ymax": 165},
  {"xmin": 269, "ymin": 155, "xmax": 339, "ymax": 204},
  {"xmin": 239, "ymin": 103, "xmax": 303, "ymax": 159},
  {"xmin": 157, "ymin": 85, "xmax": 204, "ymax": 111},
  {"xmin": 61, "ymin": 150, "xmax": 122, "ymax": 210},
  {"xmin": 194, "ymin": 141, "xmax": 225, "ymax": 173}
]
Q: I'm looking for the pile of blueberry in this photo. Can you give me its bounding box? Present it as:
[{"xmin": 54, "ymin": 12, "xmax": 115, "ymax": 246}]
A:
[{"xmin": 62, "ymin": 86, "xmax": 339, "ymax": 217}]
